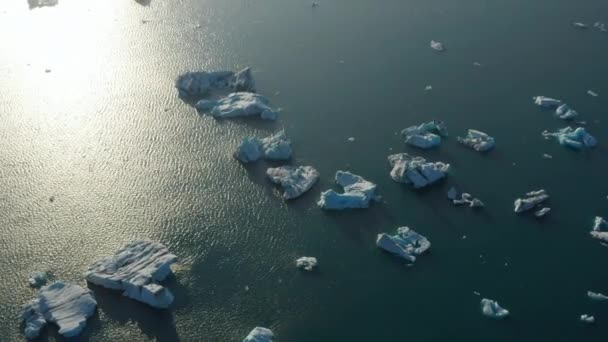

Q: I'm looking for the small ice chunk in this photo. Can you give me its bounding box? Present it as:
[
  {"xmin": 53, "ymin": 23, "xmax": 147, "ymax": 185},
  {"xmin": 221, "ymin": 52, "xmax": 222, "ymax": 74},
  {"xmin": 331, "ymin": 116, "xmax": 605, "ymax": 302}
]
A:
[
  {"xmin": 535, "ymin": 207, "xmax": 551, "ymax": 218},
  {"xmin": 295, "ymin": 257, "xmax": 317, "ymax": 271},
  {"xmin": 533, "ymin": 96, "xmax": 562, "ymax": 108},
  {"xmin": 388, "ymin": 153, "xmax": 449, "ymax": 188},
  {"xmin": 266, "ymin": 166, "xmax": 319, "ymax": 199},
  {"xmin": 347, "ymin": 137, "xmax": 355, "ymax": 142},
  {"xmin": 587, "ymin": 90, "xmax": 599, "ymax": 97},
  {"xmin": 447, "ymin": 187, "xmax": 458, "ymax": 200},
  {"xmin": 480, "ymin": 298, "xmax": 509, "ymax": 319},
  {"xmin": 542, "ymin": 126, "xmax": 597, "ymax": 150},
  {"xmin": 401, "ymin": 120, "xmax": 448, "ymax": 149},
  {"xmin": 318, "ymin": 171, "xmax": 379, "ymax": 210},
  {"xmin": 197, "ymin": 92, "xmax": 278, "ymax": 120},
  {"xmin": 573, "ymin": 22, "xmax": 588, "ymax": 29},
  {"xmin": 176, "ymin": 67, "xmax": 255, "ymax": 98},
  {"xmin": 473, "ymin": 62, "xmax": 482, "ymax": 67},
  {"xmin": 580, "ymin": 315, "xmax": 595, "ymax": 323},
  {"xmin": 587, "ymin": 291, "xmax": 608, "ymax": 301},
  {"xmin": 590, "ymin": 216, "xmax": 608, "ymax": 243},
  {"xmin": 593, "ymin": 22, "xmax": 607, "ymax": 32},
  {"xmin": 514, "ymin": 189, "xmax": 549, "ymax": 213},
  {"xmin": 542, "ymin": 153, "xmax": 553, "ymax": 159},
  {"xmin": 425, "ymin": 85, "xmax": 433, "ymax": 91},
  {"xmin": 470, "ymin": 198, "xmax": 485, "ymax": 208},
  {"xmin": 555, "ymin": 104, "xmax": 579, "ymax": 120},
  {"xmin": 457, "ymin": 129, "xmax": 495, "ymax": 152},
  {"xmin": 21, "ymin": 282, "xmax": 97, "ymax": 339},
  {"xmin": 85, "ymin": 240, "xmax": 177, "ymax": 308},
  {"xmin": 430, "ymin": 40, "xmax": 445, "ymax": 51},
  {"xmin": 244, "ymin": 327, "xmax": 274, "ymax": 342},
  {"xmin": 28, "ymin": 272, "xmax": 49, "ymax": 288},
  {"xmin": 376, "ymin": 227, "xmax": 431, "ymax": 263}
]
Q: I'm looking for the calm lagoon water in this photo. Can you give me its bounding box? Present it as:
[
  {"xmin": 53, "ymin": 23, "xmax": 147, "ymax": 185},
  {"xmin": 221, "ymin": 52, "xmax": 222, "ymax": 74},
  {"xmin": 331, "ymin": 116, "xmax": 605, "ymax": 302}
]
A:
[{"xmin": 1, "ymin": 0, "xmax": 608, "ymax": 341}]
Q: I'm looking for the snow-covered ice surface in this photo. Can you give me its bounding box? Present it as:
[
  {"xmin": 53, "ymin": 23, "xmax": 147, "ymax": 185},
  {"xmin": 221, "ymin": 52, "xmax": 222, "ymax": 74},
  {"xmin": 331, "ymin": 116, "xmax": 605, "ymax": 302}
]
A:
[
  {"xmin": 295, "ymin": 257, "xmax": 317, "ymax": 271},
  {"xmin": 243, "ymin": 327, "xmax": 274, "ymax": 342},
  {"xmin": 28, "ymin": 0, "xmax": 58, "ymax": 8},
  {"xmin": 267, "ymin": 166, "xmax": 319, "ymax": 200},
  {"xmin": 587, "ymin": 291, "xmax": 608, "ymax": 301},
  {"xmin": 196, "ymin": 92, "xmax": 278, "ymax": 120},
  {"xmin": 234, "ymin": 131, "xmax": 292, "ymax": 163},
  {"xmin": 401, "ymin": 120, "xmax": 448, "ymax": 149},
  {"xmin": 85, "ymin": 240, "xmax": 177, "ymax": 309},
  {"xmin": 318, "ymin": 171, "xmax": 379, "ymax": 210},
  {"xmin": 376, "ymin": 227, "xmax": 431, "ymax": 263},
  {"xmin": 480, "ymin": 298, "xmax": 509, "ymax": 318},
  {"xmin": 388, "ymin": 153, "xmax": 449, "ymax": 188},
  {"xmin": 590, "ymin": 216, "xmax": 608, "ymax": 243},
  {"xmin": 430, "ymin": 40, "xmax": 445, "ymax": 51},
  {"xmin": 555, "ymin": 104, "xmax": 580, "ymax": 120},
  {"xmin": 580, "ymin": 314, "xmax": 595, "ymax": 323},
  {"xmin": 21, "ymin": 282, "xmax": 97, "ymax": 339},
  {"xmin": 542, "ymin": 127, "xmax": 597, "ymax": 150},
  {"xmin": 176, "ymin": 67, "xmax": 255, "ymax": 98},
  {"xmin": 457, "ymin": 129, "xmax": 495, "ymax": 152},
  {"xmin": 533, "ymin": 96, "xmax": 562, "ymax": 108},
  {"xmin": 514, "ymin": 190, "xmax": 549, "ymax": 213}
]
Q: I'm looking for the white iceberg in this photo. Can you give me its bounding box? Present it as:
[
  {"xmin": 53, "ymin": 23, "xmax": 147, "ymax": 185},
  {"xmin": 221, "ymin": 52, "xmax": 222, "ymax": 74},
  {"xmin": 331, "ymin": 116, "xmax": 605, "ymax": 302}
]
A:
[
  {"xmin": 401, "ymin": 120, "xmax": 448, "ymax": 149},
  {"xmin": 295, "ymin": 257, "xmax": 318, "ymax": 271},
  {"xmin": 176, "ymin": 67, "xmax": 254, "ymax": 98},
  {"xmin": 542, "ymin": 126, "xmax": 597, "ymax": 150},
  {"xmin": 234, "ymin": 131, "xmax": 292, "ymax": 163},
  {"xmin": 266, "ymin": 166, "xmax": 319, "ymax": 200},
  {"xmin": 480, "ymin": 298, "xmax": 509, "ymax": 318},
  {"xmin": 514, "ymin": 189, "xmax": 549, "ymax": 213},
  {"xmin": 580, "ymin": 314, "xmax": 595, "ymax": 323},
  {"xmin": 85, "ymin": 240, "xmax": 177, "ymax": 309},
  {"xmin": 376, "ymin": 227, "xmax": 431, "ymax": 263},
  {"xmin": 457, "ymin": 129, "xmax": 495, "ymax": 152},
  {"xmin": 534, "ymin": 207, "xmax": 551, "ymax": 218},
  {"xmin": 587, "ymin": 291, "xmax": 608, "ymax": 301},
  {"xmin": 430, "ymin": 40, "xmax": 445, "ymax": 51},
  {"xmin": 533, "ymin": 96, "xmax": 562, "ymax": 108},
  {"xmin": 21, "ymin": 282, "xmax": 97, "ymax": 339},
  {"xmin": 555, "ymin": 104, "xmax": 580, "ymax": 120},
  {"xmin": 388, "ymin": 153, "xmax": 449, "ymax": 188},
  {"xmin": 590, "ymin": 216, "xmax": 608, "ymax": 242},
  {"xmin": 244, "ymin": 327, "xmax": 274, "ymax": 342},
  {"xmin": 196, "ymin": 92, "xmax": 278, "ymax": 120},
  {"xmin": 318, "ymin": 171, "xmax": 379, "ymax": 210}
]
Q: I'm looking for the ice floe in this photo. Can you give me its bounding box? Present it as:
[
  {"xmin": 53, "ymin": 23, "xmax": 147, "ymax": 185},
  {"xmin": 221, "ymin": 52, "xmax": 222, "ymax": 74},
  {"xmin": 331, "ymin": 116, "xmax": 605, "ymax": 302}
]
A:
[
  {"xmin": 196, "ymin": 92, "xmax": 278, "ymax": 120},
  {"xmin": 590, "ymin": 216, "xmax": 608, "ymax": 243},
  {"xmin": 388, "ymin": 153, "xmax": 449, "ymax": 188},
  {"xmin": 587, "ymin": 291, "xmax": 608, "ymax": 301},
  {"xmin": 234, "ymin": 131, "xmax": 292, "ymax": 163},
  {"xmin": 376, "ymin": 227, "xmax": 431, "ymax": 263},
  {"xmin": 244, "ymin": 327, "xmax": 274, "ymax": 342},
  {"xmin": 266, "ymin": 166, "xmax": 319, "ymax": 200},
  {"xmin": 318, "ymin": 171, "xmax": 379, "ymax": 210},
  {"xmin": 480, "ymin": 298, "xmax": 509, "ymax": 319},
  {"xmin": 28, "ymin": 271, "xmax": 49, "ymax": 288},
  {"xmin": 401, "ymin": 120, "xmax": 448, "ymax": 149},
  {"xmin": 580, "ymin": 314, "xmax": 595, "ymax": 323},
  {"xmin": 85, "ymin": 240, "xmax": 177, "ymax": 309},
  {"xmin": 430, "ymin": 40, "xmax": 445, "ymax": 51},
  {"xmin": 457, "ymin": 129, "xmax": 495, "ymax": 152},
  {"xmin": 295, "ymin": 257, "xmax": 318, "ymax": 271},
  {"xmin": 176, "ymin": 67, "xmax": 254, "ymax": 98},
  {"xmin": 542, "ymin": 126, "xmax": 597, "ymax": 150},
  {"xmin": 555, "ymin": 104, "xmax": 580, "ymax": 120},
  {"xmin": 533, "ymin": 96, "xmax": 562, "ymax": 108},
  {"xmin": 514, "ymin": 189, "xmax": 549, "ymax": 213},
  {"xmin": 21, "ymin": 282, "xmax": 97, "ymax": 339}
]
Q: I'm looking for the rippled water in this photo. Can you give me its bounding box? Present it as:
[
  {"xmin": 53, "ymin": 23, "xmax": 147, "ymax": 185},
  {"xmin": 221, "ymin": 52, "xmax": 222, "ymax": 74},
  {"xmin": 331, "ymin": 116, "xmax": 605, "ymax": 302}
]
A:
[{"xmin": 1, "ymin": 0, "xmax": 608, "ymax": 341}]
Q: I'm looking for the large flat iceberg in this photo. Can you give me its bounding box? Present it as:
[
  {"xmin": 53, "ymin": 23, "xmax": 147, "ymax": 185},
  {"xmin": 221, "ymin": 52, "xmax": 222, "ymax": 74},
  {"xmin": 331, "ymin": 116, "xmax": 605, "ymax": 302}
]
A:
[
  {"xmin": 21, "ymin": 282, "xmax": 97, "ymax": 339},
  {"xmin": 244, "ymin": 327, "xmax": 274, "ymax": 342},
  {"xmin": 234, "ymin": 131, "xmax": 292, "ymax": 163},
  {"xmin": 266, "ymin": 166, "xmax": 319, "ymax": 200},
  {"xmin": 85, "ymin": 240, "xmax": 177, "ymax": 309},
  {"xmin": 318, "ymin": 171, "xmax": 379, "ymax": 210},
  {"xmin": 514, "ymin": 189, "xmax": 549, "ymax": 213},
  {"xmin": 590, "ymin": 216, "xmax": 608, "ymax": 243},
  {"xmin": 480, "ymin": 298, "xmax": 509, "ymax": 318},
  {"xmin": 196, "ymin": 92, "xmax": 278, "ymax": 120},
  {"xmin": 401, "ymin": 120, "xmax": 448, "ymax": 149},
  {"xmin": 388, "ymin": 153, "xmax": 449, "ymax": 188},
  {"xmin": 542, "ymin": 127, "xmax": 597, "ymax": 150},
  {"xmin": 457, "ymin": 129, "xmax": 495, "ymax": 152},
  {"xmin": 176, "ymin": 67, "xmax": 255, "ymax": 98},
  {"xmin": 376, "ymin": 227, "xmax": 430, "ymax": 263}
]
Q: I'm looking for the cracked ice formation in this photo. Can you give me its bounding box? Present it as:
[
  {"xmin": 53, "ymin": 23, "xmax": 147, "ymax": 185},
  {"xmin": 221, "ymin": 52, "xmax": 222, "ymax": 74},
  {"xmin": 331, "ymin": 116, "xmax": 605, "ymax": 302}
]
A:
[
  {"xmin": 542, "ymin": 126, "xmax": 597, "ymax": 150},
  {"xmin": 388, "ymin": 153, "xmax": 449, "ymax": 188},
  {"xmin": 401, "ymin": 120, "xmax": 448, "ymax": 149},
  {"xmin": 266, "ymin": 166, "xmax": 319, "ymax": 200},
  {"xmin": 430, "ymin": 40, "xmax": 445, "ymax": 51},
  {"xmin": 234, "ymin": 131, "xmax": 292, "ymax": 163},
  {"xmin": 481, "ymin": 298, "xmax": 509, "ymax": 318},
  {"xmin": 318, "ymin": 171, "xmax": 379, "ymax": 210},
  {"xmin": 555, "ymin": 104, "xmax": 580, "ymax": 120},
  {"xmin": 514, "ymin": 190, "xmax": 549, "ymax": 213},
  {"xmin": 590, "ymin": 216, "xmax": 608, "ymax": 242},
  {"xmin": 21, "ymin": 282, "xmax": 97, "ymax": 339},
  {"xmin": 244, "ymin": 327, "xmax": 274, "ymax": 342},
  {"xmin": 587, "ymin": 291, "xmax": 608, "ymax": 301},
  {"xmin": 85, "ymin": 240, "xmax": 177, "ymax": 309},
  {"xmin": 176, "ymin": 67, "xmax": 254, "ymax": 98},
  {"xmin": 376, "ymin": 227, "xmax": 430, "ymax": 263},
  {"xmin": 533, "ymin": 96, "xmax": 562, "ymax": 108},
  {"xmin": 295, "ymin": 257, "xmax": 318, "ymax": 271},
  {"xmin": 196, "ymin": 92, "xmax": 278, "ymax": 120},
  {"xmin": 457, "ymin": 129, "xmax": 495, "ymax": 152}
]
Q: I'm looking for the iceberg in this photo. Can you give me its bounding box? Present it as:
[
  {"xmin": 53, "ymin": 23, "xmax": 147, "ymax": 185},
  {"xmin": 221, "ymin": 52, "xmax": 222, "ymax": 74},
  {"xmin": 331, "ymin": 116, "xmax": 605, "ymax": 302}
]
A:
[
  {"xmin": 542, "ymin": 126, "xmax": 597, "ymax": 150},
  {"xmin": 196, "ymin": 92, "xmax": 278, "ymax": 120},
  {"xmin": 85, "ymin": 240, "xmax": 177, "ymax": 309},
  {"xmin": 533, "ymin": 96, "xmax": 562, "ymax": 108},
  {"xmin": 176, "ymin": 67, "xmax": 254, "ymax": 98},
  {"xmin": 295, "ymin": 257, "xmax": 318, "ymax": 271},
  {"xmin": 21, "ymin": 282, "xmax": 97, "ymax": 339},
  {"xmin": 430, "ymin": 40, "xmax": 445, "ymax": 51},
  {"xmin": 234, "ymin": 131, "xmax": 292, "ymax": 163},
  {"xmin": 580, "ymin": 315, "xmax": 595, "ymax": 323},
  {"xmin": 318, "ymin": 171, "xmax": 379, "ymax": 210},
  {"xmin": 457, "ymin": 129, "xmax": 495, "ymax": 152},
  {"xmin": 480, "ymin": 298, "xmax": 509, "ymax": 319},
  {"xmin": 244, "ymin": 327, "xmax": 274, "ymax": 342},
  {"xmin": 594, "ymin": 22, "xmax": 607, "ymax": 32},
  {"xmin": 514, "ymin": 189, "xmax": 549, "ymax": 213},
  {"xmin": 401, "ymin": 120, "xmax": 448, "ymax": 149},
  {"xmin": 555, "ymin": 104, "xmax": 579, "ymax": 120},
  {"xmin": 573, "ymin": 22, "xmax": 588, "ymax": 29},
  {"xmin": 590, "ymin": 216, "xmax": 608, "ymax": 242},
  {"xmin": 446, "ymin": 188, "xmax": 484, "ymax": 208},
  {"xmin": 534, "ymin": 207, "xmax": 551, "ymax": 218},
  {"xmin": 587, "ymin": 90, "xmax": 599, "ymax": 97},
  {"xmin": 587, "ymin": 291, "xmax": 608, "ymax": 301},
  {"xmin": 376, "ymin": 227, "xmax": 431, "ymax": 263},
  {"xmin": 266, "ymin": 166, "xmax": 319, "ymax": 200},
  {"xmin": 388, "ymin": 153, "xmax": 449, "ymax": 188},
  {"xmin": 28, "ymin": 271, "xmax": 49, "ymax": 288}
]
